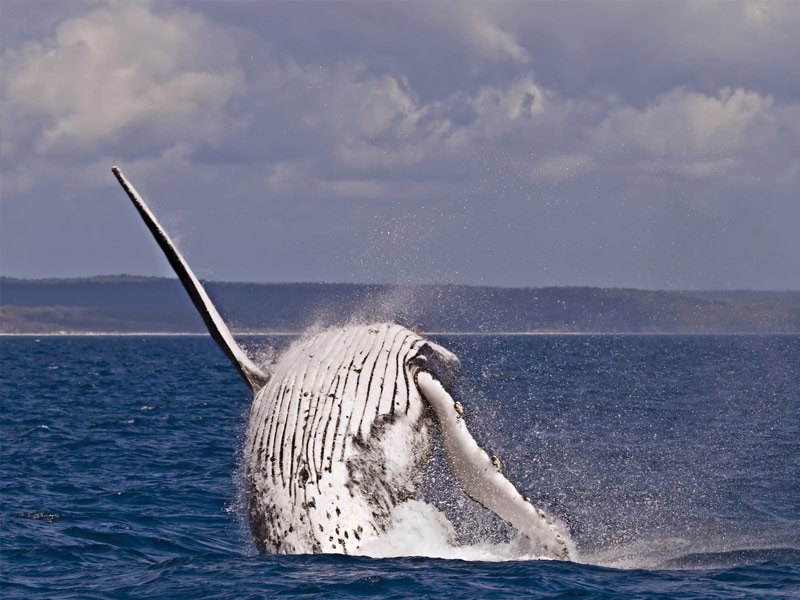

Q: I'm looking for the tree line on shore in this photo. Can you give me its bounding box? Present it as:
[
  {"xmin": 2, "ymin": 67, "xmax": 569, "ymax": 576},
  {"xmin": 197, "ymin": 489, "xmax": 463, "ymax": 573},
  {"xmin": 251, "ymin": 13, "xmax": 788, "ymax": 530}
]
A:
[{"xmin": 2, "ymin": 276, "xmax": 798, "ymax": 334}]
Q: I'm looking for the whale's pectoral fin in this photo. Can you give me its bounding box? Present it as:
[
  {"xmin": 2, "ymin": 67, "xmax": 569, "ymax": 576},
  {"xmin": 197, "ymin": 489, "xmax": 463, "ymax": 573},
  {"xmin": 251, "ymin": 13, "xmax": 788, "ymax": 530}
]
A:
[
  {"xmin": 414, "ymin": 368, "xmax": 574, "ymax": 560},
  {"xmin": 111, "ymin": 166, "xmax": 269, "ymax": 392}
]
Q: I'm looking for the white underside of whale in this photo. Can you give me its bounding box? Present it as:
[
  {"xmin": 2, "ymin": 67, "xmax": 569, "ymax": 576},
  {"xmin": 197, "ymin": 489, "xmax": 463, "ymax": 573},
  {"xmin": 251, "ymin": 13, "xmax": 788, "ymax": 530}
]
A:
[{"xmin": 245, "ymin": 323, "xmax": 430, "ymax": 554}]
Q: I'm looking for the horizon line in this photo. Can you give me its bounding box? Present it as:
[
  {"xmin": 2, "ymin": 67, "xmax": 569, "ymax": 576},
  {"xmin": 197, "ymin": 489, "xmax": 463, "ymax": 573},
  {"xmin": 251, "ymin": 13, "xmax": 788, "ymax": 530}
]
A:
[{"xmin": 2, "ymin": 274, "xmax": 799, "ymax": 294}]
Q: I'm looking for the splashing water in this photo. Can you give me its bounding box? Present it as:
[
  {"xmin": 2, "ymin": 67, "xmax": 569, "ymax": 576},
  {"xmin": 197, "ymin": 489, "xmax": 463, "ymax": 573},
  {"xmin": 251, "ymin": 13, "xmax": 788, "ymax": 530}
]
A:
[{"xmin": 356, "ymin": 500, "xmax": 567, "ymax": 562}]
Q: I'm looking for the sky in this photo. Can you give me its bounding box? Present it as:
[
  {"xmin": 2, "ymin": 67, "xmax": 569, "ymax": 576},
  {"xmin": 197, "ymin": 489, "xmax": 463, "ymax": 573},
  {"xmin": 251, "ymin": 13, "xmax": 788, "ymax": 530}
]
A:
[{"xmin": 1, "ymin": 0, "xmax": 798, "ymax": 290}]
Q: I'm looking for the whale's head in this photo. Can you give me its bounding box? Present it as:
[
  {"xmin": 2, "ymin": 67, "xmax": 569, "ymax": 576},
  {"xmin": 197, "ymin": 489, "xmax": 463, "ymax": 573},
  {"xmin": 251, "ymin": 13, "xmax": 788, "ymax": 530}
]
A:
[{"xmin": 408, "ymin": 341, "xmax": 461, "ymax": 392}]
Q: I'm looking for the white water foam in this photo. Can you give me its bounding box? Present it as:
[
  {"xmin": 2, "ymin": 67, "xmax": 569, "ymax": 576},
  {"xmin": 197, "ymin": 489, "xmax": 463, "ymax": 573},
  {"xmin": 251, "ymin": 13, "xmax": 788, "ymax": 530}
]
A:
[{"xmin": 354, "ymin": 500, "xmax": 558, "ymax": 562}]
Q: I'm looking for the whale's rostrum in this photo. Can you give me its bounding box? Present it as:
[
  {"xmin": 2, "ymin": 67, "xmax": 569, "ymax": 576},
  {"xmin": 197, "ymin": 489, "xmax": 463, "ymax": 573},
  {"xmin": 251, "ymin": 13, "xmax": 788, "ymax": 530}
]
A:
[{"xmin": 111, "ymin": 166, "xmax": 574, "ymax": 559}]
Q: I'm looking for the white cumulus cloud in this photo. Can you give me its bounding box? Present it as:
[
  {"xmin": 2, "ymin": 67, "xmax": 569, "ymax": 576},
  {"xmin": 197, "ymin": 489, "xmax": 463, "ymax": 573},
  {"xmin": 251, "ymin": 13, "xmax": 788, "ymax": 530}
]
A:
[
  {"xmin": 593, "ymin": 87, "xmax": 777, "ymax": 176},
  {"xmin": 1, "ymin": 1, "xmax": 244, "ymax": 156}
]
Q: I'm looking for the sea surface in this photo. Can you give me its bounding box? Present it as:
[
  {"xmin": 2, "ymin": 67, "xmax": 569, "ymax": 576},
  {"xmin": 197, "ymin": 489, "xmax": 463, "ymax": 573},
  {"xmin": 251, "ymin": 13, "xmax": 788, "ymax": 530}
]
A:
[{"xmin": 2, "ymin": 333, "xmax": 798, "ymax": 598}]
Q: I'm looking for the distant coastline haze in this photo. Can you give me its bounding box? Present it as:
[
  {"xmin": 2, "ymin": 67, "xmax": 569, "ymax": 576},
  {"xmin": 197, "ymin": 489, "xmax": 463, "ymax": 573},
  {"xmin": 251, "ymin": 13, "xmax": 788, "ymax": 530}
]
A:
[{"xmin": 1, "ymin": 276, "xmax": 797, "ymax": 335}]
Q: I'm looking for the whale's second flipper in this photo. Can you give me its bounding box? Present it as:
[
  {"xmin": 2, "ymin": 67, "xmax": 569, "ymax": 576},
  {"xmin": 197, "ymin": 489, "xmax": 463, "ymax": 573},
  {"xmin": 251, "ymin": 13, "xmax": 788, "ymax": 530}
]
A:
[
  {"xmin": 111, "ymin": 166, "xmax": 268, "ymax": 391},
  {"xmin": 415, "ymin": 370, "xmax": 575, "ymax": 560}
]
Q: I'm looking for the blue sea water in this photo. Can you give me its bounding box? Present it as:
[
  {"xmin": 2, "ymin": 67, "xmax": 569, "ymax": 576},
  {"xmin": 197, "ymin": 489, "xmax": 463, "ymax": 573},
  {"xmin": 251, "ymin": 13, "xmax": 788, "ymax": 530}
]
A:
[{"xmin": 1, "ymin": 333, "xmax": 798, "ymax": 598}]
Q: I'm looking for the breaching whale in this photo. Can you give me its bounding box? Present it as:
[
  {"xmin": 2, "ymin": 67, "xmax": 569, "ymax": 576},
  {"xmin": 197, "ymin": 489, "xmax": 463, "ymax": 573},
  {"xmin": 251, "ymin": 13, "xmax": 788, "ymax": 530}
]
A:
[{"xmin": 111, "ymin": 166, "xmax": 574, "ymax": 559}]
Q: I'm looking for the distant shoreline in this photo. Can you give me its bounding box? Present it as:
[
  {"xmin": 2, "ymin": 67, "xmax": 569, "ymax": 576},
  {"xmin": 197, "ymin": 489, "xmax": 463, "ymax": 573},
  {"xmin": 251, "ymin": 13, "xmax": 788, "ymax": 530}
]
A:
[{"xmin": 3, "ymin": 276, "xmax": 799, "ymax": 335}]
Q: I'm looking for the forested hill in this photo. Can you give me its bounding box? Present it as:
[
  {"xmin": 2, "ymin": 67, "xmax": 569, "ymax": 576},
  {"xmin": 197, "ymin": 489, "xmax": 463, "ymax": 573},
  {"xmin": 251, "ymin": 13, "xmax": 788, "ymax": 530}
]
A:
[{"xmin": 1, "ymin": 276, "xmax": 798, "ymax": 334}]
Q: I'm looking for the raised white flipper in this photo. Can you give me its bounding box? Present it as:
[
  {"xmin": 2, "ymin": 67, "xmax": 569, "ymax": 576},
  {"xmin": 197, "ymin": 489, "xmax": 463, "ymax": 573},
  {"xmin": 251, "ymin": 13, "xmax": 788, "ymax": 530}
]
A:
[
  {"xmin": 111, "ymin": 166, "xmax": 268, "ymax": 391},
  {"xmin": 415, "ymin": 371, "xmax": 575, "ymax": 560}
]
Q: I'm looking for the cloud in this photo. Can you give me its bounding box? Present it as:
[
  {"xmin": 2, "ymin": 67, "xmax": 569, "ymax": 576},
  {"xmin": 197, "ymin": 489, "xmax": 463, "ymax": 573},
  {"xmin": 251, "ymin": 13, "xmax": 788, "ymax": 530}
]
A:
[
  {"xmin": 355, "ymin": 75, "xmax": 421, "ymax": 138},
  {"xmin": 597, "ymin": 88, "xmax": 774, "ymax": 157},
  {"xmin": 1, "ymin": 1, "xmax": 244, "ymax": 156},
  {"xmin": 591, "ymin": 87, "xmax": 778, "ymax": 181},
  {"xmin": 459, "ymin": 6, "xmax": 530, "ymax": 64},
  {"xmin": 1, "ymin": 1, "xmax": 798, "ymax": 288}
]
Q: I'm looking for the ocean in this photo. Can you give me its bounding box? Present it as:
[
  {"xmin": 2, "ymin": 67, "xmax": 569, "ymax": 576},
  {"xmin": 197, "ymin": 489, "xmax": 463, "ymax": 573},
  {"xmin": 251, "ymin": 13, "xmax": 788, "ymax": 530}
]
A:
[{"xmin": 2, "ymin": 333, "xmax": 798, "ymax": 598}]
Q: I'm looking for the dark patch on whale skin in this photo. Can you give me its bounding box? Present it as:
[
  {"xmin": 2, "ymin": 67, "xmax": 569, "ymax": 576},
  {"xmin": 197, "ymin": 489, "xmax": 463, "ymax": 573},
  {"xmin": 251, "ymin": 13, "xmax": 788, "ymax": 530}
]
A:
[
  {"xmin": 407, "ymin": 343, "xmax": 461, "ymax": 391},
  {"xmin": 344, "ymin": 412, "xmax": 431, "ymax": 533}
]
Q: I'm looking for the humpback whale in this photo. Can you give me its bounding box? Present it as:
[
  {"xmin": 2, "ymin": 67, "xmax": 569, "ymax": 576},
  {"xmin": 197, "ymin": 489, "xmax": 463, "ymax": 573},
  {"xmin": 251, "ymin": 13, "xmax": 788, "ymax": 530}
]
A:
[{"xmin": 111, "ymin": 166, "xmax": 574, "ymax": 559}]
